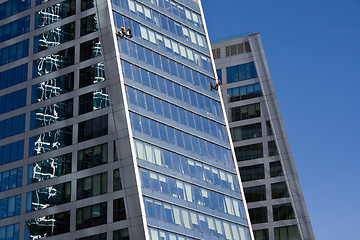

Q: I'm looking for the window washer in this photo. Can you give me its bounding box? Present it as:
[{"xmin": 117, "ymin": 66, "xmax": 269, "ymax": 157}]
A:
[
  {"xmin": 126, "ymin": 27, "xmax": 133, "ymax": 38},
  {"xmin": 210, "ymin": 80, "xmax": 220, "ymax": 91}
]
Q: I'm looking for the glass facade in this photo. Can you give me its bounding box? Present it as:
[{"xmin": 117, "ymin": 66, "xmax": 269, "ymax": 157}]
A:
[
  {"xmin": 0, "ymin": 16, "xmax": 30, "ymax": 43},
  {"xmin": 0, "ymin": 0, "xmax": 253, "ymax": 239},
  {"xmin": 112, "ymin": 0, "xmax": 252, "ymax": 239},
  {"xmin": 213, "ymin": 34, "xmax": 314, "ymax": 240}
]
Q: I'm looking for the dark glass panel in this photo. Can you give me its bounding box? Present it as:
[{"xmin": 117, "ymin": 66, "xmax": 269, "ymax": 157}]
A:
[
  {"xmin": 79, "ymin": 62, "xmax": 105, "ymax": 88},
  {"xmin": 248, "ymin": 207, "xmax": 267, "ymax": 224},
  {"xmin": 113, "ymin": 198, "xmax": 126, "ymax": 222},
  {"xmin": 80, "ymin": 38, "xmax": 102, "ymax": 62},
  {"xmin": 239, "ymin": 164, "xmax": 265, "ymax": 182},
  {"xmin": 76, "ymin": 202, "xmax": 107, "ymax": 230},
  {"xmin": 235, "ymin": 143, "xmax": 263, "ymax": 161},
  {"xmin": 273, "ymin": 203, "xmax": 295, "ymax": 221},
  {"xmin": 78, "ymin": 115, "xmax": 108, "ymax": 142},
  {"xmin": 270, "ymin": 161, "xmax": 284, "ymax": 178},
  {"xmin": 78, "ymin": 143, "xmax": 108, "ymax": 171},
  {"xmin": 80, "ymin": 14, "xmax": 98, "ymax": 36},
  {"xmin": 77, "ymin": 172, "xmax": 107, "ymax": 200}
]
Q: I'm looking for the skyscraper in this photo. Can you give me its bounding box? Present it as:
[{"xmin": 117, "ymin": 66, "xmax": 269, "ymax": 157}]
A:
[
  {"xmin": 212, "ymin": 34, "xmax": 315, "ymax": 240},
  {"xmin": 0, "ymin": 0, "xmax": 254, "ymax": 239}
]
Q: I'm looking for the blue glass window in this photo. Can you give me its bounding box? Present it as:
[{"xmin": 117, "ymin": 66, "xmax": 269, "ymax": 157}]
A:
[
  {"xmin": 121, "ymin": 60, "xmax": 223, "ymax": 118},
  {"xmin": 0, "ymin": 167, "xmax": 22, "ymax": 192},
  {"xmin": 0, "ymin": 223, "xmax": 19, "ymax": 240},
  {"xmin": 0, "ymin": 63, "xmax": 27, "ymax": 90},
  {"xmin": 0, "ymin": 195, "xmax": 21, "ymax": 219},
  {"xmin": 0, "ymin": 39, "xmax": 29, "ymax": 66},
  {"xmin": 0, "ymin": 0, "xmax": 31, "ymax": 20},
  {"xmin": 0, "ymin": 88, "xmax": 26, "ymax": 114},
  {"xmin": 227, "ymin": 82, "xmax": 262, "ymax": 102},
  {"xmin": 0, "ymin": 16, "xmax": 30, "ymax": 43},
  {"xmin": 216, "ymin": 69, "xmax": 222, "ymax": 84},
  {"xmin": 140, "ymin": 168, "xmax": 244, "ymax": 218},
  {"xmin": 0, "ymin": 140, "xmax": 23, "ymax": 166},
  {"xmin": 114, "ymin": 12, "xmax": 211, "ymax": 72},
  {"xmin": 144, "ymin": 197, "xmax": 250, "ymax": 239},
  {"xmin": 226, "ymin": 62, "xmax": 258, "ymax": 83},
  {"xmin": 130, "ymin": 113, "xmax": 232, "ymax": 166},
  {"xmin": 0, "ymin": 114, "xmax": 25, "ymax": 140}
]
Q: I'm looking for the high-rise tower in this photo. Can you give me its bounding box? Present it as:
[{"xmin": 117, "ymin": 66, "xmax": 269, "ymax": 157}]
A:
[
  {"xmin": 0, "ymin": 0, "xmax": 253, "ymax": 239},
  {"xmin": 212, "ymin": 34, "xmax": 315, "ymax": 240}
]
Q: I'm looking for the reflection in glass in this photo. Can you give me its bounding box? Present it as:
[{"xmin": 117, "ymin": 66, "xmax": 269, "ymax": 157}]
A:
[
  {"xmin": 144, "ymin": 197, "xmax": 250, "ymax": 240},
  {"xmin": 80, "ymin": 38, "xmax": 102, "ymax": 62},
  {"xmin": 31, "ymin": 72, "xmax": 74, "ymax": 103},
  {"xmin": 35, "ymin": 0, "xmax": 76, "ymax": 28},
  {"xmin": 33, "ymin": 47, "xmax": 75, "ymax": 78},
  {"xmin": 34, "ymin": 21, "xmax": 75, "ymax": 52},
  {"xmin": 135, "ymin": 139, "xmax": 239, "ymax": 192},
  {"xmin": 25, "ymin": 211, "xmax": 70, "ymax": 239},
  {"xmin": 227, "ymin": 82, "xmax": 262, "ymax": 103},
  {"xmin": 28, "ymin": 153, "xmax": 72, "ymax": 183},
  {"xmin": 79, "ymin": 62, "xmax": 105, "ymax": 88},
  {"xmin": 26, "ymin": 182, "xmax": 71, "ymax": 212},
  {"xmin": 140, "ymin": 168, "xmax": 245, "ymax": 219},
  {"xmin": 29, "ymin": 126, "xmax": 73, "ymax": 156},
  {"xmin": 79, "ymin": 88, "xmax": 109, "ymax": 115},
  {"xmin": 31, "ymin": 99, "xmax": 73, "ymax": 129},
  {"xmin": 80, "ymin": 14, "xmax": 98, "ymax": 36}
]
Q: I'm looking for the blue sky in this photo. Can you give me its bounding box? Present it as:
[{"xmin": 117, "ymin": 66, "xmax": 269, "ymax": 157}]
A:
[{"xmin": 202, "ymin": 1, "xmax": 360, "ymax": 239}]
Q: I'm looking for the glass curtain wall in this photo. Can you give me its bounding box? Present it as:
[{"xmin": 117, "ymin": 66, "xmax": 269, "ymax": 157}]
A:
[{"xmin": 111, "ymin": 0, "xmax": 252, "ymax": 239}]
